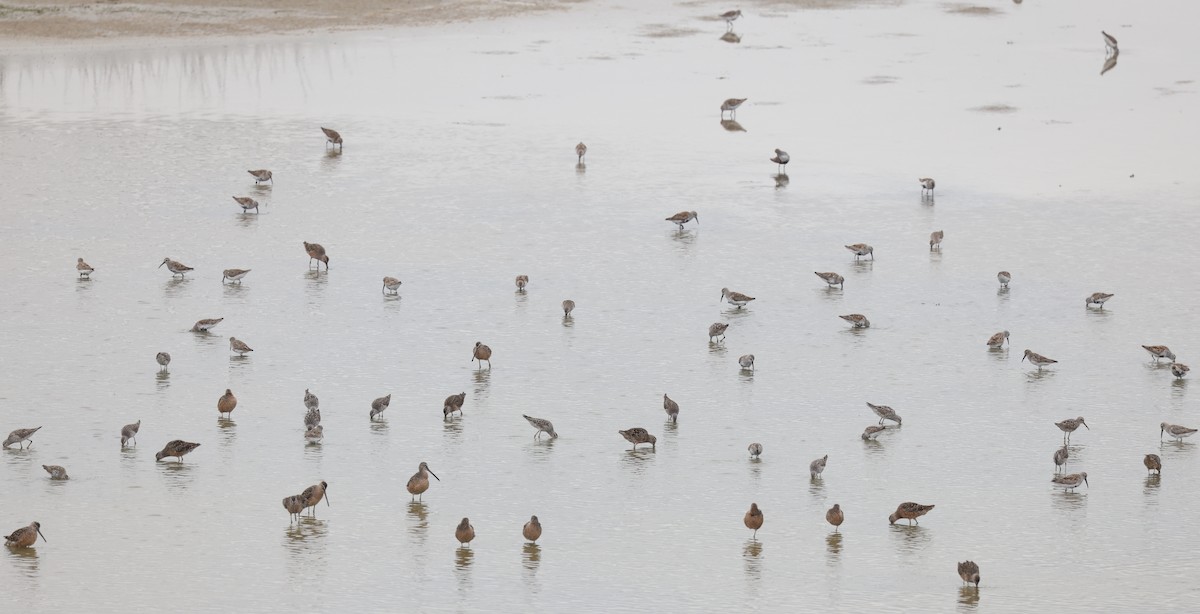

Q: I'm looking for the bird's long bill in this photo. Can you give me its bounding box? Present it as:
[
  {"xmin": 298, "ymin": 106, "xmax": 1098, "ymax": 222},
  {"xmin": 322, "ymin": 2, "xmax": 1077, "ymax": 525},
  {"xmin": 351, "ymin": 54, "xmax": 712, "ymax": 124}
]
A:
[
  {"xmin": 1083, "ymin": 422, "xmax": 1090, "ymax": 430},
  {"xmin": 695, "ymin": 214, "xmax": 699, "ymax": 225},
  {"xmin": 157, "ymin": 261, "xmax": 166, "ymax": 268},
  {"xmin": 1020, "ymin": 354, "xmax": 1027, "ymax": 362},
  {"xmin": 428, "ymin": 468, "xmax": 440, "ymax": 481},
  {"xmin": 1083, "ymin": 476, "xmax": 1090, "ymax": 487},
  {"xmin": 325, "ymin": 492, "xmax": 331, "ymax": 506},
  {"xmin": 36, "ymin": 528, "xmax": 46, "ymax": 542}
]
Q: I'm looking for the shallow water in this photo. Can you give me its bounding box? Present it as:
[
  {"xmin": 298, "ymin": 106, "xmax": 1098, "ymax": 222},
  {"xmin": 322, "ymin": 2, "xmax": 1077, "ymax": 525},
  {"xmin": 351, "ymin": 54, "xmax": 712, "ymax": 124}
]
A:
[{"xmin": 2, "ymin": 0, "xmax": 1199, "ymax": 611}]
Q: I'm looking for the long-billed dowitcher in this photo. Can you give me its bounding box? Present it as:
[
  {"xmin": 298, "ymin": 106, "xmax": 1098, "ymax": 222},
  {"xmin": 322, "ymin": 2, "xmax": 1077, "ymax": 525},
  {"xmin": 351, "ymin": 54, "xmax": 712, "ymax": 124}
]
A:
[
  {"xmin": 1161, "ymin": 422, "xmax": 1197, "ymax": 442},
  {"xmin": 382, "ymin": 277, "xmax": 402, "ymax": 295},
  {"xmin": 232, "ymin": 196, "xmax": 259, "ymax": 213},
  {"xmin": 229, "ymin": 337, "xmax": 253, "ymax": 356},
  {"xmin": 370, "ymin": 394, "xmax": 391, "ymax": 420},
  {"xmin": 1051, "ymin": 472, "xmax": 1088, "ymax": 490},
  {"xmin": 826, "ymin": 504, "xmax": 844, "ymax": 532},
  {"xmin": 720, "ymin": 98, "xmax": 747, "ymax": 118},
  {"xmin": 845, "ymin": 243, "xmax": 874, "ymax": 260},
  {"xmin": 720, "ymin": 9, "xmax": 741, "ymax": 29},
  {"xmin": 523, "ymin": 515, "xmax": 542, "ymax": 543},
  {"xmin": 1101, "ymin": 31, "xmax": 1118, "ymax": 55},
  {"xmin": 321, "ymin": 127, "xmax": 343, "ymax": 150},
  {"xmin": 839, "ymin": 314, "xmax": 870, "ymax": 328},
  {"xmin": 738, "ymin": 354, "xmax": 755, "ymax": 371},
  {"xmin": 1172, "ymin": 363, "xmax": 1190, "ymax": 379},
  {"xmin": 810, "ymin": 454, "xmax": 828, "ymax": 479},
  {"xmin": 42, "ymin": 464, "xmax": 69, "ymax": 480},
  {"xmin": 958, "ymin": 561, "xmax": 981, "ymax": 588},
  {"xmin": 156, "ymin": 352, "xmax": 171, "ymax": 371},
  {"xmin": 456, "ymin": 518, "xmax": 476, "ymax": 546},
  {"xmin": 222, "ymin": 268, "xmax": 251, "ymax": 284},
  {"xmin": 159, "ymin": 258, "xmax": 193, "ymax": 277},
  {"xmin": 889, "ymin": 502, "xmax": 935, "ymax": 525},
  {"xmin": 121, "ymin": 420, "xmax": 140, "ymax": 447},
  {"xmin": 866, "ymin": 402, "xmax": 901, "ymax": 425},
  {"xmin": 1053, "ymin": 445, "xmax": 1068, "ymax": 472},
  {"xmin": 4, "ymin": 522, "xmax": 45, "ymax": 548},
  {"xmin": 562, "ymin": 299, "xmax": 575, "ymax": 316},
  {"xmin": 861, "ymin": 425, "xmax": 886, "ymax": 440},
  {"xmin": 663, "ymin": 394, "xmax": 680, "ymax": 422},
  {"xmin": 217, "ymin": 389, "xmax": 237, "ymax": 417},
  {"xmin": 744, "ymin": 503, "xmax": 763, "ymax": 538},
  {"xmin": 515, "ymin": 275, "xmax": 529, "ymax": 291},
  {"xmin": 721, "ymin": 287, "xmax": 755, "ymax": 308},
  {"xmin": 918, "ymin": 177, "xmax": 936, "ymax": 195},
  {"xmin": 1085, "ymin": 292, "xmax": 1114, "ymax": 308},
  {"xmin": 575, "ymin": 142, "xmax": 587, "ymax": 163},
  {"xmin": 1022, "ymin": 349, "xmax": 1057, "ymax": 370},
  {"xmin": 1054, "ymin": 417, "xmax": 1088, "ymax": 443},
  {"xmin": 155, "ymin": 440, "xmax": 200, "ymax": 461},
  {"xmin": 619, "ymin": 428, "xmax": 656, "ymax": 450},
  {"xmin": 304, "ymin": 389, "xmax": 319, "ymax": 410},
  {"xmin": 76, "ymin": 257, "xmax": 95, "ymax": 278},
  {"xmin": 929, "ymin": 230, "xmax": 944, "ymax": 251},
  {"xmin": 986, "ymin": 331, "xmax": 1010, "ymax": 348},
  {"xmin": 247, "ymin": 169, "xmax": 273, "ymax": 184},
  {"xmin": 472, "ymin": 342, "xmax": 492, "ymax": 369},
  {"xmin": 814, "ymin": 272, "xmax": 844, "ymax": 289},
  {"xmin": 523, "ymin": 415, "xmax": 558, "ymax": 439},
  {"xmin": 3, "ymin": 426, "xmax": 42, "ymax": 449},
  {"xmin": 1142, "ymin": 345, "xmax": 1176, "ymax": 363},
  {"xmin": 997, "ymin": 271, "xmax": 1011, "ymax": 287},
  {"xmin": 748, "ymin": 442, "xmax": 762, "ymax": 458},
  {"xmin": 665, "ymin": 210, "xmax": 699, "ymax": 230},
  {"xmin": 407, "ymin": 462, "xmax": 440, "ymax": 500},
  {"xmin": 770, "ymin": 148, "xmax": 789, "ymax": 172},
  {"xmin": 304, "ymin": 425, "xmax": 324, "ymax": 443},
  {"xmin": 303, "ymin": 242, "xmax": 330, "ymax": 270},
  {"xmin": 191, "ymin": 318, "xmax": 223, "ymax": 333},
  {"xmin": 444, "ymin": 392, "xmax": 466, "ymax": 419},
  {"xmin": 304, "ymin": 408, "xmax": 321, "ymax": 429},
  {"xmin": 300, "ymin": 481, "xmax": 330, "ymax": 515},
  {"xmin": 282, "ymin": 495, "xmax": 305, "ymax": 523},
  {"xmin": 1144, "ymin": 454, "xmax": 1162, "ymax": 475},
  {"xmin": 709, "ymin": 322, "xmax": 729, "ymax": 342}
]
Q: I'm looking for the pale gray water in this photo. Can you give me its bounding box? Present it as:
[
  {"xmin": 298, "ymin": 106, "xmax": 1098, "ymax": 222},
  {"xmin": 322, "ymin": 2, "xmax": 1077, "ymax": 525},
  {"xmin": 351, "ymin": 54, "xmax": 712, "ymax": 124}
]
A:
[{"xmin": 2, "ymin": 0, "xmax": 1200, "ymax": 611}]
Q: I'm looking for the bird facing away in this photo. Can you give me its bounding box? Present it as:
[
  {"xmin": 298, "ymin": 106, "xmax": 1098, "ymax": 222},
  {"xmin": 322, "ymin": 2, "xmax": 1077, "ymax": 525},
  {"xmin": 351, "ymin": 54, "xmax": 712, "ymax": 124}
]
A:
[
  {"xmin": 958, "ymin": 561, "xmax": 981, "ymax": 588},
  {"xmin": 1142, "ymin": 345, "xmax": 1176, "ymax": 363},
  {"xmin": 303, "ymin": 242, "xmax": 330, "ymax": 270},
  {"xmin": 1161, "ymin": 422, "xmax": 1198, "ymax": 442},
  {"xmin": 472, "ymin": 342, "xmax": 492, "ymax": 369},
  {"xmin": 523, "ymin": 414, "xmax": 558, "ymax": 439},
  {"xmin": 738, "ymin": 354, "xmax": 755, "ymax": 371},
  {"xmin": 918, "ymin": 177, "xmax": 936, "ymax": 194},
  {"xmin": 229, "ymin": 337, "xmax": 253, "ymax": 356},
  {"xmin": 523, "ymin": 516, "xmax": 542, "ymax": 542},
  {"xmin": 721, "ymin": 287, "xmax": 756, "ymax": 308},
  {"xmin": 515, "ymin": 275, "xmax": 529, "ymax": 291},
  {"xmin": 1053, "ymin": 445, "xmax": 1069, "ymax": 472},
  {"xmin": 304, "ymin": 425, "xmax": 324, "ymax": 443},
  {"xmin": 1144, "ymin": 454, "xmax": 1162, "ymax": 475},
  {"xmin": 663, "ymin": 394, "xmax": 680, "ymax": 422},
  {"xmin": 370, "ymin": 394, "xmax": 391, "ymax": 420},
  {"xmin": 1172, "ymin": 363, "xmax": 1191, "ymax": 379},
  {"xmin": 282, "ymin": 495, "xmax": 305, "ymax": 523},
  {"xmin": 222, "ymin": 268, "xmax": 251, "ymax": 284},
  {"xmin": 232, "ymin": 196, "xmax": 259, "ymax": 213},
  {"xmin": 156, "ymin": 352, "xmax": 171, "ymax": 370},
  {"xmin": 304, "ymin": 408, "xmax": 321, "ymax": 430},
  {"xmin": 619, "ymin": 428, "xmax": 656, "ymax": 451},
  {"xmin": 382, "ymin": 277, "xmax": 402, "ymax": 295},
  {"xmin": 321, "ymin": 127, "xmax": 343, "ymax": 150},
  {"xmin": 1022, "ymin": 349, "xmax": 1057, "ymax": 370},
  {"xmin": 42, "ymin": 464, "xmax": 69, "ymax": 480},
  {"xmin": 1085, "ymin": 292, "xmax": 1114, "ymax": 308},
  {"xmin": 867, "ymin": 403, "xmax": 902, "ymax": 425},
  {"xmin": 407, "ymin": 462, "xmax": 440, "ymax": 500},
  {"xmin": 720, "ymin": 98, "xmax": 747, "ymax": 118},
  {"xmin": 708, "ymin": 322, "xmax": 729, "ymax": 342},
  {"xmin": 1051, "ymin": 472, "xmax": 1089, "ymax": 490},
  {"xmin": 826, "ymin": 504, "xmax": 844, "ymax": 532},
  {"xmin": 744, "ymin": 503, "xmax": 763, "ymax": 538},
  {"xmin": 159, "ymin": 258, "xmax": 193, "ymax": 277},
  {"xmin": 562, "ymin": 299, "xmax": 576, "ymax": 316},
  {"xmin": 191, "ymin": 318, "xmax": 223, "ymax": 333},
  {"xmin": 247, "ymin": 169, "xmax": 273, "ymax": 184},
  {"xmin": 839, "ymin": 314, "xmax": 870, "ymax": 329},
  {"xmin": 770, "ymin": 148, "xmax": 789, "ymax": 172},
  {"xmin": 456, "ymin": 518, "xmax": 476, "ymax": 547},
  {"xmin": 889, "ymin": 502, "xmax": 935, "ymax": 525},
  {"xmin": 3, "ymin": 426, "xmax": 42, "ymax": 449},
  {"xmin": 862, "ymin": 425, "xmax": 886, "ymax": 440},
  {"xmin": 217, "ymin": 389, "xmax": 237, "ymax": 418},
  {"xmin": 300, "ymin": 481, "xmax": 330, "ymax": 515},
  {"xmin": 155, "ymin": 440, "xmax": 200, "ymax": 462},
  {"xmin": 575, "ymin": 142, "xmax": 587, "ymax": 163},
  {"xmin": 76, "ymin": 257, "xmax": 95, "ymax": 278},
  {"xmin": 845, "ymin": 243, "xmax": 874, "ymax": 260},
  {"xmin": 997, "ymin": 271, "xmax": 1011, "ymax": 287},
  {"xmin": 986, "ymin": 331, "xmax": 1010, "ymax": 348},
  {"xmin": 1054, "ymin": 417, "xmax": 1088, "ymax": 443},
  {"xmin": 1102, "ymin": 31, "xmax": 1118, "ymax": 55},
  {"xmin": 665, "ymin": 210, "xmax": 699, "ymax": 230},
  {"xmin": 748, "ymin": 442, "xmax": 762, "ymax": 458},
  {"xmin": 444, "ymin": 392, "xmax": 466, "ymax": 419},
  {"xmin": 929, "ymin": 230, "xmax": 944, "ymax": 251},
  {"xmin": 304, "ymin": 389, "xmax": 319, "ymax": 410},
  {"xmin": 121, "ymin": 420, "xmax": 141, "ymax": 447},
  {"xmin": 814, "ymin": 272, "xmax": 844, "ymax": 289},
  {"xmin": 4, "ymin": 522, "xmax": 46, "ymax": 548},
  {"xmin": 810, "ymin": 454, "xmax": 828, "ymax": 479}
]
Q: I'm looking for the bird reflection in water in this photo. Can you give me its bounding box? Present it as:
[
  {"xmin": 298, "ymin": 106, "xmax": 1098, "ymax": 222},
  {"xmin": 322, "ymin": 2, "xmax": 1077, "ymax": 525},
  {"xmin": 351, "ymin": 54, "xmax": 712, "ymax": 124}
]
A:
[
  {"xmin": 958, "ymin": 586, "xmax": 981, "ymax": 608},
  {"xmin": 1100, "ymin": 52, "xmax": 1119, "ymax": 76},
  {"xmin": 6, "ymin": 546, "xmax": 40, "ymax": 580},
  {"xmin": 826, "ymin": 532, "xmax": 843, "ymax": 560},
  {"xmin": 720, "ymin": 119, "xmax": 746, "ymax": 133},
  {"xmin": 522, "ymin": 542, "xmax": 541, "ymax": 572},
  {"xmin": 774, "ymin": 173, "xmax": 789, "ymax": 189},
  {"xmin": 889, "ymin": 523, "xmax": 932, "ymax": 554},
  {"xmin": 720, "ymin": 32, "xmax": 741, "ymax": 44},
  {"xmin": 742, "ymin": 539, "xmax": 763, "ymax": 582},
  {"xmin": 576, "ymin": 162, "xmax": 586, "ymax": 174},
  {"xmin": 284, "ymin": 518, "xmax": 327, "ymax": 550}
]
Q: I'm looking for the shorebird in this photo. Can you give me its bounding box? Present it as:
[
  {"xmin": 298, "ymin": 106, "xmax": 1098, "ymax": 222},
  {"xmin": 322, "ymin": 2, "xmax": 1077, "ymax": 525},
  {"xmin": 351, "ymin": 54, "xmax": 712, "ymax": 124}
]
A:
[
  {"xmin": 2, "ymin": 426, "xmax": 42, "ymax": 449},
  {"xmin": 1142, "ymin": 345, "xmax": 1176, "ymax": 363},
  {"xmin": 738, "ymin": 354, "xmax": 755, "ymax": 371},
  {"xmin": 826, "ymin": 504, "xmax": 844, "ymax": 532},
  {"xmin": 156, "ymin": 352, "xmax": 171, "ymax": 371},
  {"xmin": 304, "ymin": 408, "xmax": 321, "ymax": 430},
  {"xmin": 840, "ymin": 314, "xmax": 870, "ymax": 328},
  {"xmin": 1161, "ymin": 422, "xmax": 1198, "ymax": 442},
  {"xmin": 304, "ymin": 389, "xmax": 319, "ymax": 410},
  {"xmin": 472, "ymin": 342, "xmax": 492, "ymax": 369},
  {"xmin": 770, "ymin": 148, "xmax": 789, "ymax": 172},
  {"xmin": 121, "ymin": 420, "xmax": 140, "ymax": 447},
  {"xmin": 861, "ymin": 425, "xmax": 886, "ymax": 440},
  {"xmin": 304, "ymin": 425, "xmax": 324, "ymax": 443},
  {"xmin": 889, "ymin": 502, "xmax": 935, "ymax": 525},
  {"xmin": 300, "ymin": 481, "xmax": 330, "ymax": 515},
  {"xmin": 618, "ymin": 428, "xmax": 656, "ymax": 451},
  {"xmin": 748, "ymin": 442, "xmax": 762, "ymax": 458},
  {"xmin": 1144, "ymin": 454, "xmax": 1162, "ymax": 475},
  {"xmin": 1172, "ymin": 363, "xmax": 1190, "ymax": 379},
  {"xmin": 155, "ymin": 440, "xmax": 200, "ymax": 462},
  {"xmin": 665, "ymin": 210, "xmax": 699, "ymax": 230},
  {"xmin": 575, "ymin": 142, "xmax": 587, "ymax": 163},
  {"xmin": 814, "ymin": 272, "xmax": 844, "ymax": 289},
  {"xmin": 1053, "ymin": 445, "xmax": 1069, "ymax": 473},
  {"xmin": 523, "ymin": 516, "xmax": 542, "ymax": 543},
  {"xmin": 986, "ymin": 331, "xmax": 1010, "ymax": 348},
  {"xmin": 370, "ymin": 394, "xmax": 391, "ymax": 420},
  {"xmin": 4, "ymin": 522, "xmax": 46, "ymax": 548},
  {"xmin": 456, "ymin": 518, "xmax": 476, "ymax": 547},
  {"xmin": 866, "ymin": 403, "xmax": 901, "ymax": 425},
  {"xmin": 720, "ymin": 9, "xmax": 741, "ymax": 29},
  {"xmin": 321, "ymin": 127, "xmax": 343, "ymax": 150},
  {"xmin": 744, "ymin": 503, "xmax": 763, "ymax": 538},
  {"xmin": 382, "ymin": 277, "xmax": 402, "ymax": 295},
  {"xmin": 810, "ymin": 454, "xmax": 828, "ymax": 479},
  {"xmin": 282, "ymin": 495, "xmax": 305, "ymax": 523},
  {"xmin": 562, "ymin": 300, "xmax": 575, "ymax": 316},
  {"xmin": 1022, "ymin": 349, "xmax": 1057, "ymax": 370},
  {"xmin": 721, "ymin": 287, "xmax": 755, "ymax": 308},
  {"xmin": 997, "ymin": 271, "xmax": 1011, "ymax": 287},
  {"xmin": 159, "ymin": 258, "xmax": 193, "ymax": 277},
  {"xmin": 229, "ymin": 337, "xmax": 253, "ymax": 356},
  {"xmin": 191, "ymin": 318, "xmax": 223, "ymax": 333},
  {"xmin": 222, "ymin": 268, "xmax": 251, "ymax": 284},
  {"xmin": 958, "ymin": 561, "xmax": 981, "ymax": 588},
  {"xmin": 217, "ymin": 389, "xmax": 237, "ymax": 417},
  {"xmin": 232, "ymin": 196, "xmax": 259, "ymax": 213},
  {"xmin": 1054, "ymin": 417, "xmax": 1088, "ymax": 443},
  {"xmin": 42, "ymin": 464, "xmax": 68, "ymax": 480},
  {"xmin": 444, "ymin": 392, "xmax": 466, "ymax": 419},
  {"xmin": 708, "ymin": 322, "xmax": 729, "ymax": 342},
  {"xmin": 720, "ymin": 98, "xmax": 747, "ymax": 118},
  {"xmin": 247, "ymin": 169, "xmax": 273, "ymax": 184},
  {"xmin": 76, "ymin": 257, "xmax": 95, "ymax": 278},
  {"xmin": 515, "ymin": 275, "xmax": 529, "ymax": 291},
  {"xmin": 918, "ymin": 177, "xmax": 936, "ymax": 195},
  {"xmin": 523, "ymin": 414, "xmax": 558, "ymax": 439},
  {"xmin": 663, "ymin": 394, "xmax": 680, "ymax": 422},
  {"xmin": 1102, "ymin": 30, "xmax": 1118, "ymax": 55},
  {"xmin": 303, "ymin": 242, "xmax": 330, "ymax": 270},
  {"xmin": 1051, "ymin": 472, "xmax": 1089, "ymax": 491},
  {"xmin": 929, "ymin": 230, "xmax": 944, "ymax": 251},
  {"xmin": 1085, "ymin": 292, "xmax": 1114, "ymax": 308},
  {"xmin": 845, "ymin": 243, "xmax": 874, "ymax": 260},
  {"xmin": 406, "ymin": 462, "xmax": 440, "ymax": 501}
]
